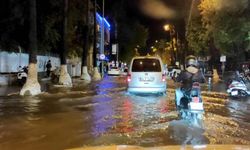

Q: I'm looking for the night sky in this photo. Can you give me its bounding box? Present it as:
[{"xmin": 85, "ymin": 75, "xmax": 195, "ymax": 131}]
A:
[{"xmin": 101, "ymin": 0, "xmax": 190, "ymax": 44}]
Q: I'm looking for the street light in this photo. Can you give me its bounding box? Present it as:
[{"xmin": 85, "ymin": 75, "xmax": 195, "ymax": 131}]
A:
[
  {"xmin": 163, "ymin": 24, "xmax": 179, "ymax": 65},
  {"xmin": 163, "ymin": 24, "xmax": 170, "ymax": 31}
]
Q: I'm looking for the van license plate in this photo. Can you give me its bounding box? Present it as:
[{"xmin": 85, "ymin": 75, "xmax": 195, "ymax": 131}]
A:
[{"xmin": 139, "ymin": 77, "xmax": 154, "ymax": 82}]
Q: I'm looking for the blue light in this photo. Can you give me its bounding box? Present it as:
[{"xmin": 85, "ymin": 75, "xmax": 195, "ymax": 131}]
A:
[
  {"xmin": 104, "ymin": 18, "xmax": 111, "ymax": 28},
  {"xmin": 96, "ymin": 13, "xmax": 102, "ymax": 22},
  {"xmin": 96, "ymin": 13, "xmax": 111, "ymax": 30}
]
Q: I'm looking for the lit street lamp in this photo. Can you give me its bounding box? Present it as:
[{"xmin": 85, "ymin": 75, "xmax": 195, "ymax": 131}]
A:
[
  {"xmin": 163, "ymin": 24, "xmax": 179, "ymax": 65},
  {"xmin": 163, "ymin": 24, "xmax": 170, "ymax": 32}
]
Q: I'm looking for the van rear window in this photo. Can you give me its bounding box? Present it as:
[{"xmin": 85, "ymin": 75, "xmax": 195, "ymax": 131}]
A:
[{"xmin": 132, "ymin": 59, "xmax": 161, "ymax": 72}]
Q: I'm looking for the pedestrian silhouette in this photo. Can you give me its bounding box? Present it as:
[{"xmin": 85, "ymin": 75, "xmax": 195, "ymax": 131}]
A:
[{"xmin": 46, "ymin": 60, "xmax": 52, "ymax": 77}]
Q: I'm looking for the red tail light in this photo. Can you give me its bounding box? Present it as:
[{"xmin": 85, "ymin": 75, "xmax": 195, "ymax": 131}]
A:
[
  {"xmin": 162, "ymin": 74, "xmax": 166, "ymax": 82},
  {"xmin": 192, "ymin": 97, "xmax": 200, "ymax": 103},
  {"xmin": 127, "ymin": 74, "xmax": 131, "ymax": 82}
]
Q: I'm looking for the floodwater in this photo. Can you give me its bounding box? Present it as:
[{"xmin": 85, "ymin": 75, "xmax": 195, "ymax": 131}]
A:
[{"xmin": 0, "ymin": 76, "xmax": 250, "ymax": 150}]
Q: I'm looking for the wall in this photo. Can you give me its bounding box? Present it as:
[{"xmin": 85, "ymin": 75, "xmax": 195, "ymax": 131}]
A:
[{"xmin": 0, "ymin": 51, "xmax": 60, "ymax": 73}]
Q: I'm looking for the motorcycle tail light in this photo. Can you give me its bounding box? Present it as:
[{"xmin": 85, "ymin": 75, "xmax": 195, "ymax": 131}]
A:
[
  {"xmin": 127, "ymin": 74, "xmax": 131, "ymax": 82},
  {"xmin": 192, "ymin": 97, "xmax": 200, "ymax": 103}
]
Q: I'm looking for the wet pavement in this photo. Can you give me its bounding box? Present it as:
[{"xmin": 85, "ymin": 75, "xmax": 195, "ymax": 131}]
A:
[{"xmin": 0, "ymin": 76, "xmax": 250, "ymax": 150}]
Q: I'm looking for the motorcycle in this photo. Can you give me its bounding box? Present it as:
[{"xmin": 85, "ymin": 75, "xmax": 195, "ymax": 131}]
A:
[
  {"xmin": 175, "ymin": 82, "xmax": 204, "ymax": 127},
  {"xmin": 17, "ymin": 66, "xmax": 28, "ymax": 85},
  {"xmin": 227, "ymin": 78, "xmax": 250, "ymax": 97},
  {"xmin": 51, "ymin": 67, "xmax": 60, "ymax": 83}
]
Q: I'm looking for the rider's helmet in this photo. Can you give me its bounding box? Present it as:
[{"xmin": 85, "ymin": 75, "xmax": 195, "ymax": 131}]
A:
[{"xmin": 185, "ymin": 55, "xmax": 198, "ymax": 68}]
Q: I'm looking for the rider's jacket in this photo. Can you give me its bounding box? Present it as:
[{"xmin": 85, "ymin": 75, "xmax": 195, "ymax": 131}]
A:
[{"xmin": 176, "ymin": 67, "xmax": 206, "ymax": 91}]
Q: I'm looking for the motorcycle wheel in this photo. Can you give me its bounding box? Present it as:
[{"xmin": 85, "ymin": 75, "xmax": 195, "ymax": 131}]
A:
[{"xmin": 191, "ymin": 113, "xmax": 204, "ymax": 128}]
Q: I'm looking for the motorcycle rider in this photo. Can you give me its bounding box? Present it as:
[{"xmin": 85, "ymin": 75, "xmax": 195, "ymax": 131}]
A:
[{"xmin": 175, "ymin": 55, "xmax": 206, "ymax": 110}]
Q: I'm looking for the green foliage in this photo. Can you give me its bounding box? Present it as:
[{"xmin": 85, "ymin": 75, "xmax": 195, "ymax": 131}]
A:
[
  {"xmin": 0, "ymin": 0, "xmax": 88, "ymax": 59},
  {"xmin": 111, "ymin": 0, "xmax": 149, "ymax": 63},
  {"xmin": 186, "ymin": 0, "xmax": 250, "ymax": 60},
  {"xmin": 152, "ymin": 39, "xmax": 171, "ymax": 64},
  {"xmin": 186, "ymin": 16, "xmax": 208, "ymax": 56},
  {"xmin": 118, "ymin": 21, "xmax": 148, "ymax": 63},
  {"xmin": 199, "ymin": 0, "xmax": 249, "ymax": 55},
  {"xmin": 0, "ymin": 0, "xmax": 29, "ymax": 51}
]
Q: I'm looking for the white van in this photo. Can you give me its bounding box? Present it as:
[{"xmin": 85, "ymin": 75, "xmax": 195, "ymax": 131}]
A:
[{"xmin": 127, "ymin": 56, "xmax": 167, "ymax": 94}]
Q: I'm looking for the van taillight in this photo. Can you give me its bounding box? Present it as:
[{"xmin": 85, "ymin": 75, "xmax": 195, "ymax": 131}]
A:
[
  {"xmin": 127, "ymin": 74, "xmax": 131, "ymax": 82},
  {"xmin": 162, "ymin": 74, "xmax": 166, "ymax": 82}
]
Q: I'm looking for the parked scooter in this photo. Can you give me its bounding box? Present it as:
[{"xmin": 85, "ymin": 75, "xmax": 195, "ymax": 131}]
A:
[
  {"xmin": 17, "ymin": 66, "xmax": 28, "ymax": 85},
  {"xmin": 175, "ymin": 82, "xmax": 204, "ymax": 127},
  {"xmin": 227, "ymin": 78, "xmax": 250, "ymax": 97}
]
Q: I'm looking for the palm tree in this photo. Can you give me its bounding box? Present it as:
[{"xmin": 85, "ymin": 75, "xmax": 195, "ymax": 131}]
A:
[
  {"xmin": 92, "ymin": 0, "xmax": 101, "ymax": 80},
  {"xmin": 20, "ymin": 0, "xmax": 41, "ymax": 96},
  {"xmin": 58, "ymin": 0, "xmax": 72, "ymax": 87},
  {"xmin": 80, "ymin": 0, "xmax": 91, "ymax": 81}
]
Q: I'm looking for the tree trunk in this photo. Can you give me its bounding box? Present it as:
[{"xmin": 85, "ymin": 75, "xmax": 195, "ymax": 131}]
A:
[
  {"xmin": 80, "ymin": 0, "xmax": 91, "ymax": 81},
  {"xmin": 58, "ymin": 0, "xmax": 72, "ymax": 87},
  {"xmin": 20, "ymin": 0, "xmax": 41, "ymax": 96},
  {"xmin": 93, "ymin": 0, "xmax": 97, "ymax": 68},
  {"xmin": 92, "ymin": 0, "xmax": 101, "ymax": 80}
]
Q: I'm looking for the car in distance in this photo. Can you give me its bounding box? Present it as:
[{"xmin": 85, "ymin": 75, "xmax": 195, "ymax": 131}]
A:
[
  {"xmin": 108, "ymin": 66, "xmax": 120, "ymax": 76},
  {"xmin": 127, "ymin": 56, "xmax": 167, "ymax": 94}
]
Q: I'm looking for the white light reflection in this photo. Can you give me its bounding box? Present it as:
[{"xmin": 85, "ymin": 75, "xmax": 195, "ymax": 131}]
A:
[{"xmin": 193, "ymin": 145, "xmax": 207, "ymax": 149}]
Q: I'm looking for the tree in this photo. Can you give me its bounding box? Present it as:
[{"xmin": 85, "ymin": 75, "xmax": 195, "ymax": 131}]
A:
[
  {"xmin": 109, "ymin": 0, "xmax": 149, "ymax": 63},
  {"xmin": 20, "ymin": 0, "xmax": 41, "ymax": 96},
  {"xmin": 186, "ymin": 16, "xmax": 208, "ymax": 56},
  {"xmin": 92, "ymin": 0, "xmax": 102, "ymax": 80},
  {"xmin": 58, "ymin": 0, "xmax": 72, "ymax": 86},
  {"xmin": 0, "ymin": 0, "xmax": 63, "ymax": 54},
  {"xmin": 152, "ymin": 39, "xmax": 172, "ymax": 65},
  {"xmin": 186, "ymin": 0, "xmax": 250, "ymax": 70},
  {"xmin": 199, "ymin": 0, "xmax": 250, "ymax": 61},
  {"xmin": 119, "ymin": 21, "xmax": 148, "ymax": 62},
  {"xmin": 80, "ymin": 0, "xmax": 91, "ymax": 81},
  {"xmin": 0, "ymin": 0, "xmax": 29, "ymax": 52}
]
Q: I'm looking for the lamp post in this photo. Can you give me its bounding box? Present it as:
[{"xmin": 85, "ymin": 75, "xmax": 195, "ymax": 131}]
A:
[
  {"xmin": 163, "ymin": 24, "xmax": 179, "ymax": 65},
  {"xmin": 100, "ymin": 0, "xmax": 105, "ymax": 77}
]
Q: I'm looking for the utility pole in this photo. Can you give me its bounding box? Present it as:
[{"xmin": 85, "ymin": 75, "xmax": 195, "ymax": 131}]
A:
[{"xmin": 101, "ymin": 0, "xmax": 105, "ymax": 77}]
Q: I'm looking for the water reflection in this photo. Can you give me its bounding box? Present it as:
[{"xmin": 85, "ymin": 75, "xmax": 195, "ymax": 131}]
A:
[
  {"xmin": 117, "ymin": 99, "xmax": 134, "ymax": 133},
  {"xmin": 21, "ymin": 96, "xmax": 41, "ymax": 113},
  {"xmin": 92, "ymin": 96, "xmax": 116, "ymax": 137},
  {"xmin": 227, "ymin": 97, "xmax": 250, "ymax": 123},
  {"xmin": 168, "ymin": 120, "xmax": 208, "ymax": 145},
  {"xmin": 95, "ymin": 76, "xmax": 118, "ymax": 95}
]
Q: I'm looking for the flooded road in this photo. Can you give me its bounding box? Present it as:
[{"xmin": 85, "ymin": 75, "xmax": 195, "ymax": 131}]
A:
[{"xmin": 0, "ymin": 76, "xmax": 250, "ymax": 150}]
